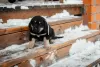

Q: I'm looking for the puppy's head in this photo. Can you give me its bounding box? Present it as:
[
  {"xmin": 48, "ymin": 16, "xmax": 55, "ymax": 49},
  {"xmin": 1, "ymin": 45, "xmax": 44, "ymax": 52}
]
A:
[{"xmin": 29, "ymin": 16, "xmax": 48, "ymax": 33}]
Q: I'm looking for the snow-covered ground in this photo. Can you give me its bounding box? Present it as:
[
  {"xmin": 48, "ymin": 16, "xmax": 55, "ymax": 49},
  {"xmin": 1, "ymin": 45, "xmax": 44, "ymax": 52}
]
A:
[
  {"xmin": 0, "ymin": 10, "xmax": 79, "ymax": 29},
  {"xmin": 0, "ymin": 19, "xmax": 3, "ymax": 23},
  {"xmin": 0, "ymin": 0, "xmax": 83, "ymax": 9},
  {"xmin": 28, "ymin": 40, "xmax": 100, "ymax": 67},
  {"xmin": 3, "ymin": 38, "xmax": 99, "ymax": 67},
  {"xmin": 49, "ymin": 39, "xmax": 100, "ymax": 67},
  {"xmin": 52, "ymin": 24, "xmax": 98, "ymax": 45}
]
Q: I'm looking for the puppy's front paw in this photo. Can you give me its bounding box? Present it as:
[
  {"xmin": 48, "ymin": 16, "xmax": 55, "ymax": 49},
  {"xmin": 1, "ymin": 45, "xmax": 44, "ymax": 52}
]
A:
[
  {"xmin": 27, "ymin": 41, "xmax": 35, "ymax": 49},
  {"xmin": 27, "ymin": 41, "xmax": 34, "ymax": 49},
  {"xmin": 44, "ymin": 45, "xmax": 51, "ymax": 50},
  {"xmin": 44, "ymin": 37, "xmax": 51, "ymax": 50},
  {"xmin": 27, "ymin": 38, "xmax": 35, "ymax": 49}
]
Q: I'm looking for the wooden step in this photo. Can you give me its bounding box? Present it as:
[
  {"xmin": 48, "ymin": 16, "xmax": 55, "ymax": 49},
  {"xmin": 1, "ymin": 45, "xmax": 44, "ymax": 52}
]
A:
[
  {"xmin": 0, "ymin": 4, "xmax": 83, "ymax": 22},
  {"xmin": 87, "ymin": 58, "xmax": 100, "ymax": 67},
  {"xmin": 0, "ymin": 18, "xmax": 82, "ymax": 48},
  {"xmin": 0, "ymin": 31, "xmax": 100, "ymax": 67}
]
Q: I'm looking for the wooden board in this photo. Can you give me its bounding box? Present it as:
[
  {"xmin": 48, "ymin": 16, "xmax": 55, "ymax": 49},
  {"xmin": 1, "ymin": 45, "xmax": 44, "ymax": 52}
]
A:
[
  {"xmin": 87, "ymin": 58, "xmax": 100, "ymax": 67},
  {"xmin": 0, "ymin": 18, "xmax": 82, "ymax": 48},
  {"xmin": 0, "ymin": 31, "xmax": 100, "ymax": 67},
  {"xmin": 0, "ymin": 18, "xmax": 82, "ymax": 35},
  {"xmin": 0, "ymin": 31, "xmax": 29, "ymax": 48},
  {"xmin": 0, "ymin": 4, "xmax": 83, "ymax": 22}
]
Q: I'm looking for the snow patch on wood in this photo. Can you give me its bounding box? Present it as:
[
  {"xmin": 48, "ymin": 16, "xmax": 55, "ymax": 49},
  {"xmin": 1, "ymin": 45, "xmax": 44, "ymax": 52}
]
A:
[{"xmin": 49, "ymin": 40, "xmax": 100, "ymax": 67}]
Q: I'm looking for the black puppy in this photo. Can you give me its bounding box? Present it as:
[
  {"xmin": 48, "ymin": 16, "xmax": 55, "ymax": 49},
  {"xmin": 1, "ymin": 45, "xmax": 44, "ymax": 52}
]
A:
[{"xmin": 28, "ymin": 16, "xmax": 63, "ymax": 49}]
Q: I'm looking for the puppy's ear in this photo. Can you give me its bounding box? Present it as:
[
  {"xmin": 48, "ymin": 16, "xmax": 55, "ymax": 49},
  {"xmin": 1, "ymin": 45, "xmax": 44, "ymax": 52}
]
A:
[{"xmin": 28, "ymin": 17, "xmax": 34, "ymax": 29}]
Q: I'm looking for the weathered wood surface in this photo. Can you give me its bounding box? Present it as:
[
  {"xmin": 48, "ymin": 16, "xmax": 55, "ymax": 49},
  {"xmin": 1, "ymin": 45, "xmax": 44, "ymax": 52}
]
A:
[
  {"xmin": 0, "ymin": 31, "xmax": 100, "ymax": 67},
  {"xmin": 0, "ymin": 18, "xmax": 82, "ymax": 35},
  {"xmin": 0, "ymin": 18, "xmax": 82, "ymax": 48},
  {"xmin": 87, "ymin": 58, "xmax": 100, "ymax": 67},
  {"xmin": 0, "ymin": 31, "xmax": 29, "ymax": 48},
  {"xmin": 0, "ymin": 4, "xmax": 83, "ymax": 22}
]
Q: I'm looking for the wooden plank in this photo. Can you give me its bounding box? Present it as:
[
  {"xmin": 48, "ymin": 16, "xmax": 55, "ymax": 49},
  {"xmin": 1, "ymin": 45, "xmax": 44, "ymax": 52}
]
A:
[
  {"xmin": 21, "ymin": 26, "xmax": 29, "ymax": 31},
  {"xmin": 57, "ymin": 45, "xmax": 71, "ymax": 59},
  {"xmin": 18, "ymin": 61, "xmax": 32, "ymax": 67},
  {"xmin": 0, "ymin": 5, "xmax": 83, "ymax": 22},
  {"xmin": 0, "ymin": 18, "xmax": 82, "ymax": 49},
  {"xmin": 60, "ymin": 20, "xmax": 82, "ymax": 31},
  {"xmin": 0, "ymin": 29, "xmax": 5, "ymax": 35},
  {"xmin": 80, "ymin": 31, "xmax": 100, "ymax": 40},
  {"xmin": 5, "ymin": 27, "xmax": 22, "ymax": 34},
  {"xmin": 0, "ymin": 31, "xmax": 29, "ymax": 48},
  {"xmin": 49, "ymin": 17, "xmax": 82, "ymax": 26},
  {"xmin": 0, "ymin": 27, "xmax": 22, "ymax": 36},
  {"xmin": 0, "ymin": 18, "xmax": 82, "ymax": 35},
  {"xmin": 0, "ymin": 31, "xmax": 100, "ymax": 67},
  {"xmin": 87, "ymin": 58, "xmax": 100, "ymax": 67},
  {"xmin": 51, "ymin": 25, "xmax": 62, "ymax": 35}
]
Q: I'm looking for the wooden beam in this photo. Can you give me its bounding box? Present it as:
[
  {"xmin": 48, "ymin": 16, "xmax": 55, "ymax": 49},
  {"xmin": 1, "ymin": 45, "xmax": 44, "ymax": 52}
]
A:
[
  {"xmin": 0, "ymin": 18, "xmax": 82, "ymax": 48},
  {"xmin": 0, "ymin": 5, "xmax": 83, "ymax": 22},
  {"xmin": 87, "ymin": 58, "xmax": 100, "ymax": 67},
  {"xmin": 0, "ymin": 31, "xmax": 100, "ymax": 67}
]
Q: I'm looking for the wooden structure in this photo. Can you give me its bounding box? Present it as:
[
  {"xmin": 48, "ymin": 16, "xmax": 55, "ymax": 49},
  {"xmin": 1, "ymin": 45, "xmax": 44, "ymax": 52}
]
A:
[
  {"xmin": 0, "ymin": 28, "xmax": 100, "ymax": 67},
  {"xmin": 0, "ymin": 0, "xmax": 100, "ymax": 67},
  {"xmin": 0, "ymin": 16, "xmax": 100, "ymax": 67},
  {"xmin": 0, "ymin": 4, "xmax": 83, "ymax": 22},
  {"xmin": 0, "ymin": 2, "xmax": 84, "ymax": 67},
  {"xmin": 87, "ymin": 58, "xmax": 100, "ymax": 67},
  {"xmin": 0, "ymin": 16, "xmax": 83, "ymax": 67},
  {"xmin": 83, "ymin": 0, "xmax": 100, "ymax": 66},
  {"xmin": 0, "ymin": 17, "xmax": 82, "ymax": 49},
  {"xmin": 83, "ymin": 0, "xmax": 100, "ymax": 29}
]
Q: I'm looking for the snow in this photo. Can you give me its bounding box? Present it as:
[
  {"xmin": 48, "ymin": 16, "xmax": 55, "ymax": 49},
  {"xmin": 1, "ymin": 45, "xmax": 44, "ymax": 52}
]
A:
[
  {"xmin": 29, "ymin": 59, "xmax": 36, "ymax": 67},
  {"xmin": 7, "ymin": 18, "xmax": 32, "ymax": 26},
  {"xmin": 0, "ymin": 0, "xmax": 83, "ymax": 9},
  {"xmin": 0, "ymin": 19, "xmax": 3, "ymax": 23},
  {"xmin": 0, "ymin": 1, "xmax": 59, "ymax": 8},
  {"xmin": 7, "ymin": 12, "xmax": 78, "ymax": 25},
  {"xmin": 50, "ymin": 10, "xmax": 71, "ymax": 18},
  {"xmin": 69, "ymin": 39, "xmax": 94, "ymax": 56},
  {"xmin": 64, "ymin": 0, "xmax": 83, "ymax": 4},
  {"xmin": 20, "ymin": 6, "xmax": 29, "ymax": 9},
  {"xmin": 44, "ymin": 10, "xmax": 79, "ymax": 22},
  {"xmin": 5, "ymin": 4, "xmax": 17, "ymax": 9},
  {"xmin": 0, "ymin": 43, "xmax": 27, "ymax": 56},
  {"xmin": 48, "ymin": 10, "xmax": 77, "ymax": 22},
  {"xmin": 14, "ymin": 65, "xmax": 18, "ymax": 67},
  {"xmin": 49, "ymin": 39, "xmax": 100, "ymax": 67},
  {"xmin": 53, "ymin": 24, "xmax": 98, "ymax": 44},
  {"xmin": 0, "ymin": 23, "xmax": 16, "ymax": 29}
]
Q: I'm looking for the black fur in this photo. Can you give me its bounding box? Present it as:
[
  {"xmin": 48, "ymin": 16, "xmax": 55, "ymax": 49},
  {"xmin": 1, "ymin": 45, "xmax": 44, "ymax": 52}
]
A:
[
  {"xmin": 28, "ymin": 16, "xmax": 63, "ymax": 42},
  {"xmin": 8, "ymin": 0, "xmax": 23, "ymax": 3},
  {"xmin": 8, "ymin": 0, "xmax": 16, "ymax": 3}
]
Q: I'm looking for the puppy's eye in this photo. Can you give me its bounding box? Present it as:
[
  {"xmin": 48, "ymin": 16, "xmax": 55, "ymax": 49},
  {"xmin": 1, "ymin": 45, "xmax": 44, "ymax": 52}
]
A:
[{"xmin": 34, "ymin": 21, "xmax": 36, "ymax": 23}]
